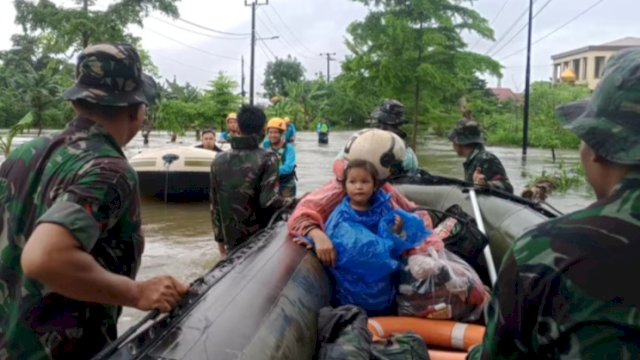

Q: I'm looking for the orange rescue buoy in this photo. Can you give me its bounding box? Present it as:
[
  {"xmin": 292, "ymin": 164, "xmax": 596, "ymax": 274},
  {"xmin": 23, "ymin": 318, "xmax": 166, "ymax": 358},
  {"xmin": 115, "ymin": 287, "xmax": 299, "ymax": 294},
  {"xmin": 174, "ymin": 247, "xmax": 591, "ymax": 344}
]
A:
[{"xmin": 368, "ymin": 317, "xmax": 485, "ymax": 351}]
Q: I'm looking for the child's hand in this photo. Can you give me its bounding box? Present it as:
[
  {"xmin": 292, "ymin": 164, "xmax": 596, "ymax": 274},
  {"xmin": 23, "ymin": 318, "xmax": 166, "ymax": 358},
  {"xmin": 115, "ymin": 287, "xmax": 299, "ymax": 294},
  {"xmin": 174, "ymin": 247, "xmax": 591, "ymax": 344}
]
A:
[{"xmin": 393, "ymin": 215, "xmax": 404, "ymax": 235}]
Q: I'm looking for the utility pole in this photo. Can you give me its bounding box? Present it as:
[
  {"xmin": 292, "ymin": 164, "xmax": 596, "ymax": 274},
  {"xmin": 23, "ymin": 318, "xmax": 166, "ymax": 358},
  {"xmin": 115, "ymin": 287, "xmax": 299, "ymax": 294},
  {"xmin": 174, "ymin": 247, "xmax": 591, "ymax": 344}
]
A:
[
  {"xmin": 320, "ymin": 52, "xmax": 337, "ymax": 82},
  {"xmin": 522, "ymin": 0, "xmax": 534, "ymax": 156},
  {"xmin": 245, "ymin": 0, "xmax": 269, "ymax": 105},
  {"xmin": 82, "ymin": 0, "xmax": 90, "ymax": 48},
  {"xmin": 241, "ymin": 56, "xmax": 246, "ymax": 99}
]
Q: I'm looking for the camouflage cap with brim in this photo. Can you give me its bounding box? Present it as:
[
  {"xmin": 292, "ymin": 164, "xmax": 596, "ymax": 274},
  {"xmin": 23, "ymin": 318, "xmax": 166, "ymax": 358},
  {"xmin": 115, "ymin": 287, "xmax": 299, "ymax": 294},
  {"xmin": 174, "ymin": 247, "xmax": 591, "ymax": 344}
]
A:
[
  {"xmin": 448, "ymin": 119, "xmax": 486, "ymax": 145},
  {"xmin": 557, "ymin": 47, "xmax": 640, "ymax": 164},
  {"xmin": 63, "ymin": 43, "xmax": 158, "ymax": 106}
]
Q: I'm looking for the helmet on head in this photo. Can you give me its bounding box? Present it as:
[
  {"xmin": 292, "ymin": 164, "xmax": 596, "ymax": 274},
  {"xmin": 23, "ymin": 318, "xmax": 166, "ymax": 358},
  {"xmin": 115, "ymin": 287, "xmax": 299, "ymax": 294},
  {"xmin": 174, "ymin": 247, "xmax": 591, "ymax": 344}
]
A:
[
  {"xmin": 226, "ymin": 112, "xmax": 237, "ymax": 123},
  {"xmin": 371, "ymin": 99, "xmax": 407, "ymax": 128},
  {"xmin": 267, "ymin": 117, "xmax": 287, "ymax": 132},
  {"xmin": 343, "ymin": 128, "xmax": 406, "ymax": 180},
  {"xmin": 283, "ymin": 116, "xmax": 291, "ymax": 124}
]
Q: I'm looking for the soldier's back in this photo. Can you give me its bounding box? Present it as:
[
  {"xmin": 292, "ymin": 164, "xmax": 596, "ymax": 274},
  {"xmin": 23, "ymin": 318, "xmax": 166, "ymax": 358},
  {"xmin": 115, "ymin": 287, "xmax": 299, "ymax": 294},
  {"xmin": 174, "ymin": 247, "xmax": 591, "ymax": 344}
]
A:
[
  {"xmin": 211, "ymin": 141, "xmax": 278, "ymax": 249},
  {"xmin": 504, "ymin": 171, "xmax": 640, "ymax": 357}
]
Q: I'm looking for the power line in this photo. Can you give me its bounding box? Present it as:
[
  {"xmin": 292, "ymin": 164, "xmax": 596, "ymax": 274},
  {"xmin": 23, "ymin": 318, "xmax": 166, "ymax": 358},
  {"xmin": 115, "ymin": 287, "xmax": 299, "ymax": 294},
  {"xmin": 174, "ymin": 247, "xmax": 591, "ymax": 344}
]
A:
[
  {"xmin": 256, "ymin": 15, "xmax": 284, "ymax": 52},
  {"xmin": 177, "ymin": 17, "xmax": 251, "ymax": 37},
  {"xmin": 489, "ymin": 0, "xmax": 555, "ymax": 57},
  {"xmin": 470, "ymin": 0, "xmax": 513, "ymax": 50},
  {"xmin": 489, "ymin": 0, "xmax": 514, "ymax": 24},
  {"xmin": 499, "ymin": 0, "xmax": 605, "ymax": 61},
  {"xmin": 256, "ymin": 32, "xmax": 277, "ymax": 59},
  {"xmin": 155, "ymin": 54, "xmax": 213, "ymax": 74},
  {"xmin": 256, "ymin": 40, "xmax": 273, "ymax": 61},
  {"xmin": 149, "ymin": 16, "xmax": 250, "ymax": 40},
  {"xmin": 268, "ymin": 4, "xmax": 317, "ymax": 55},
  {"xmin": 484, "ymin": 0, "xmax": 538, "ymax": 55},
  {"xmin": 146, "ymin": 28, "xmax": 241, "ymax": 61},
  {"xmin": 259, "ymin": 8, "xmax": 315, "ymax": 59}
]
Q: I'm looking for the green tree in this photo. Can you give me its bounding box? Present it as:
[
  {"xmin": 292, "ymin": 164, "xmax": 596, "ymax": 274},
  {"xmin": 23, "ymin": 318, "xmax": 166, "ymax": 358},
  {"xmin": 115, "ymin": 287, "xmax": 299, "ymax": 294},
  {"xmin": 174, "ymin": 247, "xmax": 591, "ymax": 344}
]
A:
[
  {"xmin": 0, "ymin": 34, "xmax": 74, "ymax": 132},
  {"xmin": 322, "ymin": 73, "xmax": 380, "ymax": 129},
  {"xmin": 0, "ymin": 111, "xmax": 35, "ymax": 156},
  {"xmin": 343, "ymin": 0, "xmax": 501, "ymax": 148},
  {"xmin": 15, "ymin": 0, "xmax": 180, "ymax": 51},
  {"xmin": 263, "ymin": 56, "xmax": 305, "ymax": 99},
  {"xmin": 204, "ymin": 72, "xmax": 242, "ymax": 131},
  {"xmin": 484, "ymin": 82, "xmax": 591, "ymax": 149},
  {"xmin": 155, "ymin": 79, "xmax": 205, "ymax": 142}
]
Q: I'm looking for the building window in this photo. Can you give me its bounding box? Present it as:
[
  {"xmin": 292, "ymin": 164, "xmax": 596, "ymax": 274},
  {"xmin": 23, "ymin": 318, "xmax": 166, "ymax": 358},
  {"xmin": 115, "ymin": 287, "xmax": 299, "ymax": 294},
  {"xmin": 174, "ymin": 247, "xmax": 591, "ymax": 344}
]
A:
[
  {"xmin": 582, "ymin": 57, "xmax": 588, "ymax": 80},
  {"xmin": 595, "ymin": 56, "xmax": 606, "ymax": 79},
  {"xmin": 573, "ymin": 59, "xmax": 581, "ymax": 80}
]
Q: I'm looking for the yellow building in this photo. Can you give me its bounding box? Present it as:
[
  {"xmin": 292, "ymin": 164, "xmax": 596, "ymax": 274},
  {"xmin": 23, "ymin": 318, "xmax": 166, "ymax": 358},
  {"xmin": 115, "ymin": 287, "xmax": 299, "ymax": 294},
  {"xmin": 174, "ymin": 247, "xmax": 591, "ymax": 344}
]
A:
[{"xmin": 551, "ymin": 37, "xmax": 640, "ymax": 89}]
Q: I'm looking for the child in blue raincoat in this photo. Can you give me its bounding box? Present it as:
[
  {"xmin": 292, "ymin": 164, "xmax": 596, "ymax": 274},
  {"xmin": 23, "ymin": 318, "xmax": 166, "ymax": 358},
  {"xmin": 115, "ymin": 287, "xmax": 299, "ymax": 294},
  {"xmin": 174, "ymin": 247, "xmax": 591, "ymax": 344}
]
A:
[{"xmin": 321, "ymin": 159, "xmax": 430, "ymax": 316}]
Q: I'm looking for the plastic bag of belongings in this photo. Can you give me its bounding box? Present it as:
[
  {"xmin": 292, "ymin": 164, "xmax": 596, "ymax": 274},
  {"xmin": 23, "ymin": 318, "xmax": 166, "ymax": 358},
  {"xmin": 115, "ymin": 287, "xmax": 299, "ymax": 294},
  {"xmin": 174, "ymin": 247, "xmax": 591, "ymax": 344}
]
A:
[{"xmin": 397, "ymin": 242, "xmax": 489, "ymax": 322}]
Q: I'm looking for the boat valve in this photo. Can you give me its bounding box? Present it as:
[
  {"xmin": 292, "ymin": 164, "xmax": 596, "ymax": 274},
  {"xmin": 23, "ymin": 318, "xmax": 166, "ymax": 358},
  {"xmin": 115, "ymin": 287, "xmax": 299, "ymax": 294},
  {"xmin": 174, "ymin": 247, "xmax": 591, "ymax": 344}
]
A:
[{"xmin": 162, "ymin": 153, "xmax": 179, "ymax": 167}]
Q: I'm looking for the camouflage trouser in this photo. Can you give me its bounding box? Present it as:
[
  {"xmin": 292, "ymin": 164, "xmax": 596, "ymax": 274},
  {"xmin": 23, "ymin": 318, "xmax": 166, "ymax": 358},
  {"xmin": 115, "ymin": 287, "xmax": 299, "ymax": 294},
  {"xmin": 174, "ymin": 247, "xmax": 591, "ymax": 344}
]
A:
[{"xmin": 280, "ymin": 180, "xmax": 296, "ymax": 198}]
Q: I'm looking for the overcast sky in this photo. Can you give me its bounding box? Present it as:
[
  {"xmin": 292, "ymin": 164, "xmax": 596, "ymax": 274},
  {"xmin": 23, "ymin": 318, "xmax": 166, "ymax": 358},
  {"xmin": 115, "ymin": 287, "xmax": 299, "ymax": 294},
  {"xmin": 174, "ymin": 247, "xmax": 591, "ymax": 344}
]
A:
[{"xmin": 1, "ymin": 0, "xmax": 638, "ymax": 102}]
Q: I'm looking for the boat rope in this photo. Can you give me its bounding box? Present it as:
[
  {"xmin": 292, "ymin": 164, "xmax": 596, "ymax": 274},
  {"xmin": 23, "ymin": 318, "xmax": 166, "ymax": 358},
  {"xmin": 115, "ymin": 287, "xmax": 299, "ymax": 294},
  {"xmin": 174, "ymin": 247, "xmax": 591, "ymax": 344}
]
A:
[{"xmin": 161, "ymin": 153, "xmax": 179, "ymax": 203}]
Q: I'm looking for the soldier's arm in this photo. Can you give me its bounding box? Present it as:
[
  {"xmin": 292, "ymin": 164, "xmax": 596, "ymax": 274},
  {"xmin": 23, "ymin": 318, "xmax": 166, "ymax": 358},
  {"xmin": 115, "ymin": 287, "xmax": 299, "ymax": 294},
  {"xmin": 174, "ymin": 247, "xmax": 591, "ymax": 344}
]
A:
[
  {"xmin": 21, "ymin": 159, "xmax": 188, "ymax": 312},
  {"xmin": 22, "ymin": 223, "xmax": 188, "ymax": 312},
  {"xmin": 259, "ymin": 153, "xmax": 293, "ymax": 209},
  {"xmin": 481, "ymin": 155, "xmax": 514, "ymax": 193}
]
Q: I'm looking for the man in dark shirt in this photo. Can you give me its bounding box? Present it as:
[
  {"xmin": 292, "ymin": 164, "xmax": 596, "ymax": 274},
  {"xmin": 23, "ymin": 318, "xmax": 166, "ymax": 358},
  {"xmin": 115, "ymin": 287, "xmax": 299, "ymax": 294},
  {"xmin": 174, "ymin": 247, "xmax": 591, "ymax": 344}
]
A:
[{"xmin": 210, "ymin": 105, "xmax": 293, "ymax": 257}]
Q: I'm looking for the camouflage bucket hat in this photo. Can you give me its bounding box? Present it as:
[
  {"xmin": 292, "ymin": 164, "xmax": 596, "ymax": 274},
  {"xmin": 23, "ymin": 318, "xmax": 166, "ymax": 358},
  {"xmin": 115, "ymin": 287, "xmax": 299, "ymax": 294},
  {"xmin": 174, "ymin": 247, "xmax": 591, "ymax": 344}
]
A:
[
  {"xmin": 557, "ymin": 47, "xmax": 640, "ymax": 164},
  {"xmin": 63, "ymin": 43, "xmax": 158, "ymax": 106},
  {"xmin": 371, "ymin": 99, "xmax": 407, "ymax": 127},
  {"xmin": 447, "ymin": 119, "xmax": 486, "ymax": 145}
]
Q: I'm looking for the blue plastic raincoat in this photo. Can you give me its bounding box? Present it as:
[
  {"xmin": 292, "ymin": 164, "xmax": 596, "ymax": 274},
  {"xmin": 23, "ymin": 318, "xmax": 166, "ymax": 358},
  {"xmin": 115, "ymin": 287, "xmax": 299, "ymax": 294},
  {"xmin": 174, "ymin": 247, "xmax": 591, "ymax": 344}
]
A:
[{"xmin": 323, "ymin": 191, "xmax": 430, "ymax": 314}]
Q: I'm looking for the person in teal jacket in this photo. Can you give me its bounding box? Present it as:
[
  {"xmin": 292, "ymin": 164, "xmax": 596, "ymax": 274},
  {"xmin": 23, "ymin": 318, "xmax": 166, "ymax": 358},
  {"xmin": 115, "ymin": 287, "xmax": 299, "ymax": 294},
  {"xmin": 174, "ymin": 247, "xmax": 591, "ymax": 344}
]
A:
[
  {"xmin": 264, "ymin": 117, "xmax": 297, "ymax": 197},
  {"xmin": 284, "ymin": 117, "xmax": 297, "ymax": 143}
]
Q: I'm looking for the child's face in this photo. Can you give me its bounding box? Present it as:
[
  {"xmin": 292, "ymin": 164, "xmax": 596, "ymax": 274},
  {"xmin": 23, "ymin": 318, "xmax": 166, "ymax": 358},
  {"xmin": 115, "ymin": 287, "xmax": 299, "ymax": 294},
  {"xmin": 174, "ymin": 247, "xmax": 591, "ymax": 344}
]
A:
[{"xmin": 345, "ymin": 167, "xmax": 375, "ymax": 207}]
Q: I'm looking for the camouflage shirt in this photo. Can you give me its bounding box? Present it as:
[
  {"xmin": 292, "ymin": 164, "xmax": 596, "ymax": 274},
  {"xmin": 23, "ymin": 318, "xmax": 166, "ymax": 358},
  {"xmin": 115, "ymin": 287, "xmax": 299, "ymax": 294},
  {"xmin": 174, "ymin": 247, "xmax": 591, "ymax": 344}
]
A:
[
  {"xmin": 463, "ymin": 146, "xmax": 513, "ymax": 193},
  {"xmin": 0, "ymin": 117, "xmax": 143, "ymax": 360},
  {"xmin": 210, "ymin": 135, "xmax": 293, "ymax": 250},
  {"xmin": 468, "ymin": 172, "xmax": 640, "ymax": 359}
]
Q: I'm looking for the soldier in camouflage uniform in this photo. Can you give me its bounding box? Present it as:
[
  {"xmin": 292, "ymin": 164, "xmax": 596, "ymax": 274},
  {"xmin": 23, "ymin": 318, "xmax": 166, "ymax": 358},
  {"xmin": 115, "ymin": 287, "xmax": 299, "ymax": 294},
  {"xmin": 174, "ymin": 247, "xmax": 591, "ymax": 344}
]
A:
[
  {"xmin": 448, "ymin": 119, "xmax": 514, "ymax": 193},
  {"xmin": 0, "ymin": 43, "xmax": 189, "ymax": 360},
  {"xmin": 468, "ymin": 48, "xmax": 640, "ymax": 359},
  {"xmin": 371, "ymin": 100, "xmax": 420, "ymax": 173},
  {"xmin": 210, "ymin": 105, "xmax": 294, "ymax": 258}
]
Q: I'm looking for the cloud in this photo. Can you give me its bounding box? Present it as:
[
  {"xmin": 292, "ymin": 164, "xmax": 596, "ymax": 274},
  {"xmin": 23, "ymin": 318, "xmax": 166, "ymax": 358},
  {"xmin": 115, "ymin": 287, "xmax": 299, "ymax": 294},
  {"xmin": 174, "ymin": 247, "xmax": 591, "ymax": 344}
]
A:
[{"xmin": 1, "ymin": 0, "xmax": 637, "ymax": 97}]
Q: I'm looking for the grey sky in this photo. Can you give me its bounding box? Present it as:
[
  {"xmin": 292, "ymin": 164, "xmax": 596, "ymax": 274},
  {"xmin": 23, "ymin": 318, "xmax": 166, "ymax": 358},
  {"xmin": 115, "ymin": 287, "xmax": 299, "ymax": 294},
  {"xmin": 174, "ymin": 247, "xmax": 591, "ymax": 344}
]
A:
[{"xmin": 0, "ymin": 0, "xmax": 637, "ymax": 101}]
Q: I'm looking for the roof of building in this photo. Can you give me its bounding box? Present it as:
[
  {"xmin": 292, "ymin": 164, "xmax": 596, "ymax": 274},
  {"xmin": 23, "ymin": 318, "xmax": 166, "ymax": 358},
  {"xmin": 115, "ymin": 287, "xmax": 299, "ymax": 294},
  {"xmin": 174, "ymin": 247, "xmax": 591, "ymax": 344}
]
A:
[
  {"xmin": 490, "ymin": 88, "xmax": 522, "ymax": 103},
  {"xmin": 551, "ymin": 37, "xmax": 640, "ymax": 60}
]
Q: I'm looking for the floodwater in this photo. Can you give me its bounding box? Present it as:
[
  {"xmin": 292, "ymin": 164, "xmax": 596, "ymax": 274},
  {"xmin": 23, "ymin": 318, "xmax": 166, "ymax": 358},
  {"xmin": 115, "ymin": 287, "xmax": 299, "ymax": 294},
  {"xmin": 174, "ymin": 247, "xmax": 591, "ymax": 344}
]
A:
[{"xmin": 4, "ymin": 129, "xmax": 596, "ymax": 333}]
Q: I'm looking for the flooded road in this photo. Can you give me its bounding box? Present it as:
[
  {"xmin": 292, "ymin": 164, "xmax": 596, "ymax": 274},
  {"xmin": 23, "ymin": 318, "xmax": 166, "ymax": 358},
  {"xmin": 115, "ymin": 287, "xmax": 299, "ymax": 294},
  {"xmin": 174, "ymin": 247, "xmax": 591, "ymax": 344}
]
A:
[
  {"xmin": 5, "ymin": 129, "xmax": 595, "ymax": 332},
  {"xmin": 115, "ymin": 129, "xmax": 594, "ymax": 332}
]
